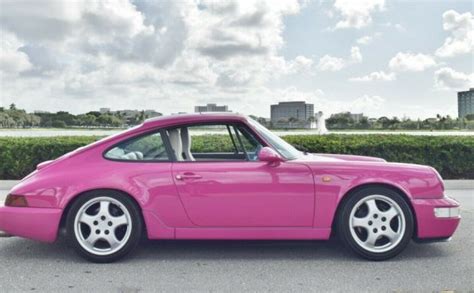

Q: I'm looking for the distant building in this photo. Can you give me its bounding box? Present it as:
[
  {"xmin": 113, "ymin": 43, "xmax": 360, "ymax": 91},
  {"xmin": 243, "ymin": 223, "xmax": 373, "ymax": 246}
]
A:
[
  {"xmin": 458, "ymin": 88, "xmax": 474, "ymax": 118},
  {"xmin": 270, "ymin": 101, "xmax": 315, "ymax": 128},
  {"xmin": 330, "ymin": 112, "xmax": 367, "ymax": 123},
  {"xmin": 250, "ymin": 116, "xmax": 271, "ymax": 127},
  {"xmin": 195, "ymin": 103, "xmax": 229, "ymax": 113},
  {"xmin": 99, "ymin": 108, "xmax": 111, "ymax": 113}
]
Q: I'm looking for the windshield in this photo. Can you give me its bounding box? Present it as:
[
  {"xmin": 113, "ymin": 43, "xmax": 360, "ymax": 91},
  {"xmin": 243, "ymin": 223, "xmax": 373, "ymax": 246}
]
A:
[{"xmin": 248, "ymin": 118, "xmax": 302, "ymax": 160}]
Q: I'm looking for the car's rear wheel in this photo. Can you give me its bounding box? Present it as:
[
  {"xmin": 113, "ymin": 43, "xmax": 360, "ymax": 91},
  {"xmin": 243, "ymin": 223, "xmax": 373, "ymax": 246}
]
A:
[
  {"xmin": 66, "ymin": 191, "xmax": 142, "ymax": 263},
  {"xmin": 337, "ymin": 187, "xmax": 414, "ymax": 260}
]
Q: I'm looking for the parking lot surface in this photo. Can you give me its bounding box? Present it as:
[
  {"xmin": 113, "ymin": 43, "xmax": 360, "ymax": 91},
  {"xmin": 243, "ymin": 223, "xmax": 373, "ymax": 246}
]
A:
[{"xmin": 0, "ymin": 189, "xmax": 472, "ymax": 292}]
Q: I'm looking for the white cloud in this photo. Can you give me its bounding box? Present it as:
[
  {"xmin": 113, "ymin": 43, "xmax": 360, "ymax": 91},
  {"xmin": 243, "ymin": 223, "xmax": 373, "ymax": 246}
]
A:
[
  {"xmin": 0, "ymin": 30, "xmax": 33, "ymax": 74},
  {"xmin": 393, "ymin": 23, "xmax": 405, "ymax": 32},
  {"xmin": 317, "ymin": 46, "xmax": 362, "ymax": 71},
  {"xmin": 350, "ymin": 95, "xmax": 385, "ymax": 113},
  {"xmin": 356, "ymin": 32, "xmax": 381, "ymax": 45},
  {"xmin": 350, "ymin": 46, "xmax": 363, "ymax": 63},
  {"xmin": 383, "ymin": 22, "xmax": 405, "ymax": 32},
  {"xmin": 435, "ymin": 10, "xmax": 474, "ymax": 58},
  {"xmin": 285, "ymin": 55, "xmax": 314, "ymax": 73},
  {"xmin": 0, "ymin": 0, "xmax": 470, "ymax": 119},
  {"xmin": 434, "ymin": 67, "xmax": 474, "ymax": 90},
  {"xmin": 191, "ymin": 0, "xmax": 300, "ymax": 61},
  {"xmin": 388, "ymin": 52, "xmax": 437, "ymax": 72},
  {"xmin": 356, "ymin": 35, "xmax": 372, "ymax": 45},
  {"xmin": 0, "ymin": 0, "xmax": 313, "ymax": 114},
  {"xmin": 349, "ymin": 71, "xmax": 396, "ymax": 82},
  {"xmin": 332, "ymin": 0, "xmax": 385, "ymax": 29},
  {"xmin": 317, "ymin": 55, "xmax": 345, "ymax": 71},
  {"xmin": 0, "ymin": 1, "xmax": 84, "ymax": 42}
]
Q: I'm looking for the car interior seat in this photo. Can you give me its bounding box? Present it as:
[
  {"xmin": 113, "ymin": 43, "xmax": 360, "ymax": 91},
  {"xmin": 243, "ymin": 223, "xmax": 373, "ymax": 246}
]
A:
[
  {"xmin": 180, "ymin": 127, "xmax": 195, "ymax": 161},
  {"xmin": 167, "ymin": 129, "xmax": 183, "ymax": 161}
]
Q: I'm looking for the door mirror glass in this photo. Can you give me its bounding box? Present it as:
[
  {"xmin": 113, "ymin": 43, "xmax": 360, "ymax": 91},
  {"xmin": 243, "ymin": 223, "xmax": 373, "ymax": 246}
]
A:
[{"xmin": 258, "ymin": 147, "xmax": 283, "ymax": 163}]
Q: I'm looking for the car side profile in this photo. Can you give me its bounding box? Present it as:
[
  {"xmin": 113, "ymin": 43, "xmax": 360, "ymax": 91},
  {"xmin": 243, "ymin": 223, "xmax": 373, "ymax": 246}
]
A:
[{"xmin": 0, "ymin": 113, "xmax": 461, "ymax": 262}]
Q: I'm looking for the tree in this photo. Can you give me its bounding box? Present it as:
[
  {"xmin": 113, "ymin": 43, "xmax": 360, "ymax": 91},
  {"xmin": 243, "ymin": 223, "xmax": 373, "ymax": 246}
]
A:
[
  {"xmin": 465, "ymin": 114, "xmax": 474, "ymax": 121},
  {"xmin": 76, "ymin": 114, "xmax": 97, "ymax": 127},
  {"xmin": 288, "ymin": 117, "xmax": 298, "ymax": 128},
  {"xmin": 52, "ymin": 120, "xmax": 67, "ymax": 128},
  {"xmin": 9, "ymin": 103, "xmax": 16, "ymax": 110},
  {"xmin": 54, "ymin": 111, "xmax": 76, "ymax": 126},
  {"xmin": 86, "ymin": 111, "xmax": 102, "ymax": 117},
  {"xmin": 358, "ymin": 117, "xmax": 369, "ymax": 129},
  {"xmin": 377, "ymin": 116, "xmax": 390, "ymax": 128},
  {"xmin": 97, "ymin": 114, "xmax": 114, "ymax": 126},
  {"xmin": 388, "ymin": 117, "xmax": 400, "ymax": 129}
]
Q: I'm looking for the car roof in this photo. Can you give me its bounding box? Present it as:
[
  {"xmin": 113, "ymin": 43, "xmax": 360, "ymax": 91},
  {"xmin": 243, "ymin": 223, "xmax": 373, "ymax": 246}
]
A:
[{"xmin": 142, "ymin": 112, "xmax": 249, "ymax": 128}]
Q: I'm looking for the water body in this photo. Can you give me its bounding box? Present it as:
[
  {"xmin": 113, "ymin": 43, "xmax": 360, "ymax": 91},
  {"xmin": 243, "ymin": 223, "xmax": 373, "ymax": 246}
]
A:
[{"xmin": 1, "ymin": 129, "xmax": 473, "ymax": 137}]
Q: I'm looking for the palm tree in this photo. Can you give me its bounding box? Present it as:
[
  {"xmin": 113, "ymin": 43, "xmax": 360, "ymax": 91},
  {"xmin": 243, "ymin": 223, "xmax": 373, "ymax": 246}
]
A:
[{"xmin": 288, "ymin": 117, "xmax": 298, "ymax": 128}]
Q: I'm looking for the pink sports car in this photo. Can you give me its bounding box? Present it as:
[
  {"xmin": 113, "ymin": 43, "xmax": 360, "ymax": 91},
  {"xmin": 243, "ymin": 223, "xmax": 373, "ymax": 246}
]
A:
[{"xmin": 0, "ymin": 113, "xmax": 460, "ymax": 262}]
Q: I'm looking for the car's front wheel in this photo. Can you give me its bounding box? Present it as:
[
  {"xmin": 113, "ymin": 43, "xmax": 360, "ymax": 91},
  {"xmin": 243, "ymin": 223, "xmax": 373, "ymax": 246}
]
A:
[
  {"xmin": 66, "ymin": 191, "xmax": 142, "ymax": 263},
  {"xmin": 337, "ymin": 187, "xmax": 414, "ymax": 260}
]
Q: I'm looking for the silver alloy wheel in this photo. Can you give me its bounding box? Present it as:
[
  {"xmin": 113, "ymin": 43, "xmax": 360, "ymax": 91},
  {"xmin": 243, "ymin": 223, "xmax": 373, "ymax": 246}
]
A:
[
  {"xmin": 74, "ymin": 196, "xmax": 132, "ymax": 256},
  {"xmin": 349, "ymin": 194, "xmax": 406, "ymax": 253}
]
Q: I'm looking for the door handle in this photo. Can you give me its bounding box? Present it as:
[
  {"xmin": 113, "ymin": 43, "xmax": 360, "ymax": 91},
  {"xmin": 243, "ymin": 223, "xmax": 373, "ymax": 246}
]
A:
[{"xmin": 176, "ymin": 173, "xmax": 202, "ymax": 180}]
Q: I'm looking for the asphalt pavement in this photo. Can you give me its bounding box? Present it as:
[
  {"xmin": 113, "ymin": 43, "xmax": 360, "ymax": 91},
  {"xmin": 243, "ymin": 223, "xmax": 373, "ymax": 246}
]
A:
[{"xmin": 0, "ymin": 187, "xmax": 472, "ymax": 292}]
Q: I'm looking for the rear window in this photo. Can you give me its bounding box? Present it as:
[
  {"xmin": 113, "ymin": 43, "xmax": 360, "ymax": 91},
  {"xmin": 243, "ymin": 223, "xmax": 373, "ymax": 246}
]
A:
[{"xmin": 104, "ymin": 131, "xmax": 169, "ymax": 161}]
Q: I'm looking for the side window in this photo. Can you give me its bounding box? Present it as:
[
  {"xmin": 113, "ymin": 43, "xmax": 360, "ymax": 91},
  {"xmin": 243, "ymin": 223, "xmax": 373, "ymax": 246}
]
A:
[
  {"xmin": 188, "ymin": 124, "xmax": 237, "ymax": 154},
  {"xmin": 105, "ymin": 131, "xmax": 169, "ymax": 161},
  {"xmin": 233, "ymin": 125, "xmax": 262, "ymax": 161},
  {"xmin": 167, "ymin": 123, "xmax": 263, "ymax": 162}
]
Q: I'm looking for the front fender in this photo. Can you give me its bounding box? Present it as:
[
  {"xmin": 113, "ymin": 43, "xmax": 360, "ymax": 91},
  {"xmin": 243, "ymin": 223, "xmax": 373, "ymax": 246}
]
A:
[{"xmin": 308, "ymin": 161, "xmax": 443, "ymax": 229}]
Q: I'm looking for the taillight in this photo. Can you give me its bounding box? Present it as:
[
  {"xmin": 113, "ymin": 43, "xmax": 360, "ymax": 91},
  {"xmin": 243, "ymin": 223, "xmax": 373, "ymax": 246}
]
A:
[{"xmin": 5, "ymin": 194, "xmax": 28, "ymax": 207}]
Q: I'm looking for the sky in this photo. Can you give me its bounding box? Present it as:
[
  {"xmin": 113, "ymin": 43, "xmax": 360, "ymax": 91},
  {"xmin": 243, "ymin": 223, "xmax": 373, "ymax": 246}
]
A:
[{"xmin": 0, "ymin": 0, "xmax": 473, "ymax": 119}]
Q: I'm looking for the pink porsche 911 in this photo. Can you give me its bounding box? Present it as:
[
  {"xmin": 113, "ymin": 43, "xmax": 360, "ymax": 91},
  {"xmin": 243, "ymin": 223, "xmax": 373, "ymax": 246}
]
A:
[{"xmin": 0, "ymin": 113, "xmax": 460, "ymax": 262}]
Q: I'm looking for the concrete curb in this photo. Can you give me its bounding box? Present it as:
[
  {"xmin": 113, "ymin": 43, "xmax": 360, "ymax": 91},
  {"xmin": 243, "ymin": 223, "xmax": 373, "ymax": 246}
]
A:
[
  {"xmin": 444, "ymin": 180, "xmax": 474, "ymax": 190},
  {"xmin": 0, "ymin": 180, "xmax": 19, "ymax": 190},
  {"xmin": 1, "ymin": 179, "xmax": 473, "ymax": 190}
]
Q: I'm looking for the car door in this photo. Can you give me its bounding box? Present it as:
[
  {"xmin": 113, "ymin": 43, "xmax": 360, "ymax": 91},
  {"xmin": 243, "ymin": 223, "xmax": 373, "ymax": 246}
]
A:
[{"xmin": 169, "ymin": 122, "xmax": 315, "ymax": 227}]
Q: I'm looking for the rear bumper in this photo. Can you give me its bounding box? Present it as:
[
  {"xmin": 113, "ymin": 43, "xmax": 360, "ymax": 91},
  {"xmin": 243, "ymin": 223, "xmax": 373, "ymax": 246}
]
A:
[
  {"xmin": 412, "ymin": 196, "xmax": 461, "ymax": 240},
  {"xmin": 0, "ymin": 206, "xmax": 62, "ymax": 242}
]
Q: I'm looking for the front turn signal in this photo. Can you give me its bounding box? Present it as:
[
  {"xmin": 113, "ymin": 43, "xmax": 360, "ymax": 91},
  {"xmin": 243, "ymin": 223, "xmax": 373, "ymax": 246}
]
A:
[{"xmin": 5, "ymin": 194, "xmax": 28, "ymax": 207}]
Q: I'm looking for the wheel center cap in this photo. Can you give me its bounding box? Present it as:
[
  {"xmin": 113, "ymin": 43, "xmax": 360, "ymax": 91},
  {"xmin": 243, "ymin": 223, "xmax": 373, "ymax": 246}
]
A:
[{"xmin": 97, "ymin": 219, "xmax": 109, "ymax": 230}]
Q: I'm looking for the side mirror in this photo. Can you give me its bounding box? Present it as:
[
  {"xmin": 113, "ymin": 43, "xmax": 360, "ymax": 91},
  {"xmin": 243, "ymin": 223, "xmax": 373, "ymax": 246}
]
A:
[{"xmin": 258, "ymin": 147, "xmax": 283, "ymax": 163}]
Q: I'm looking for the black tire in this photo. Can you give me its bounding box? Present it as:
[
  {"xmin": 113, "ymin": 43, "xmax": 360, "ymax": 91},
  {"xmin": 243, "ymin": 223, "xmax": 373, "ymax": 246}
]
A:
[
  {"xmin": 66, "ymin": 190, "xmax": 143, "ymax": 263},
  {"xmin": 337, "ymin": 186, "xmax": 414, "ymax": 261}
]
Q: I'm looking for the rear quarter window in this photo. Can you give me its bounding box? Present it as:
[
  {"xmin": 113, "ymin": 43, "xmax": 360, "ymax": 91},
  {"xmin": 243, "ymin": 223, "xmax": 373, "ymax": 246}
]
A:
[{"xmin": 104, "ymin": 131, "xmax": 169, "ymax": 161}]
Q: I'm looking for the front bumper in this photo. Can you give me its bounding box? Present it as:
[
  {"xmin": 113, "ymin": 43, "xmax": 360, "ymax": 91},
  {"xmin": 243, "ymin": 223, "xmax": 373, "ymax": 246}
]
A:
[
  {"xmin": 412, "ymin": 196, "xmax": 461, "ymax": 240},
  {"xmin": 0, "ymin": 206, "xmax": 62, "ymax": 242}
]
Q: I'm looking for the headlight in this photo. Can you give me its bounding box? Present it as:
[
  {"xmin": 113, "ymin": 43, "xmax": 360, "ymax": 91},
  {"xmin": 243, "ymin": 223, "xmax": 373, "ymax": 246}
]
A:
[{"xmin": 434, "ymin": 207, "xmax": 460, "ymax": 218}]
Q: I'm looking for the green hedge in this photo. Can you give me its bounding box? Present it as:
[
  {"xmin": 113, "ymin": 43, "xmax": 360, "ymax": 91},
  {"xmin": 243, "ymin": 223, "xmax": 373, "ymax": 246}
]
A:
[
  {"xmin": 0, "ymin": 135, "xmax": 473, "ymax": 180},
  {"xmin": 0, "ymin": 136, "xmax": 99, "ymax": 180},
  {"xmin": 282, "ymin": 135, "xmax": 474, "ymax": 179}
]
